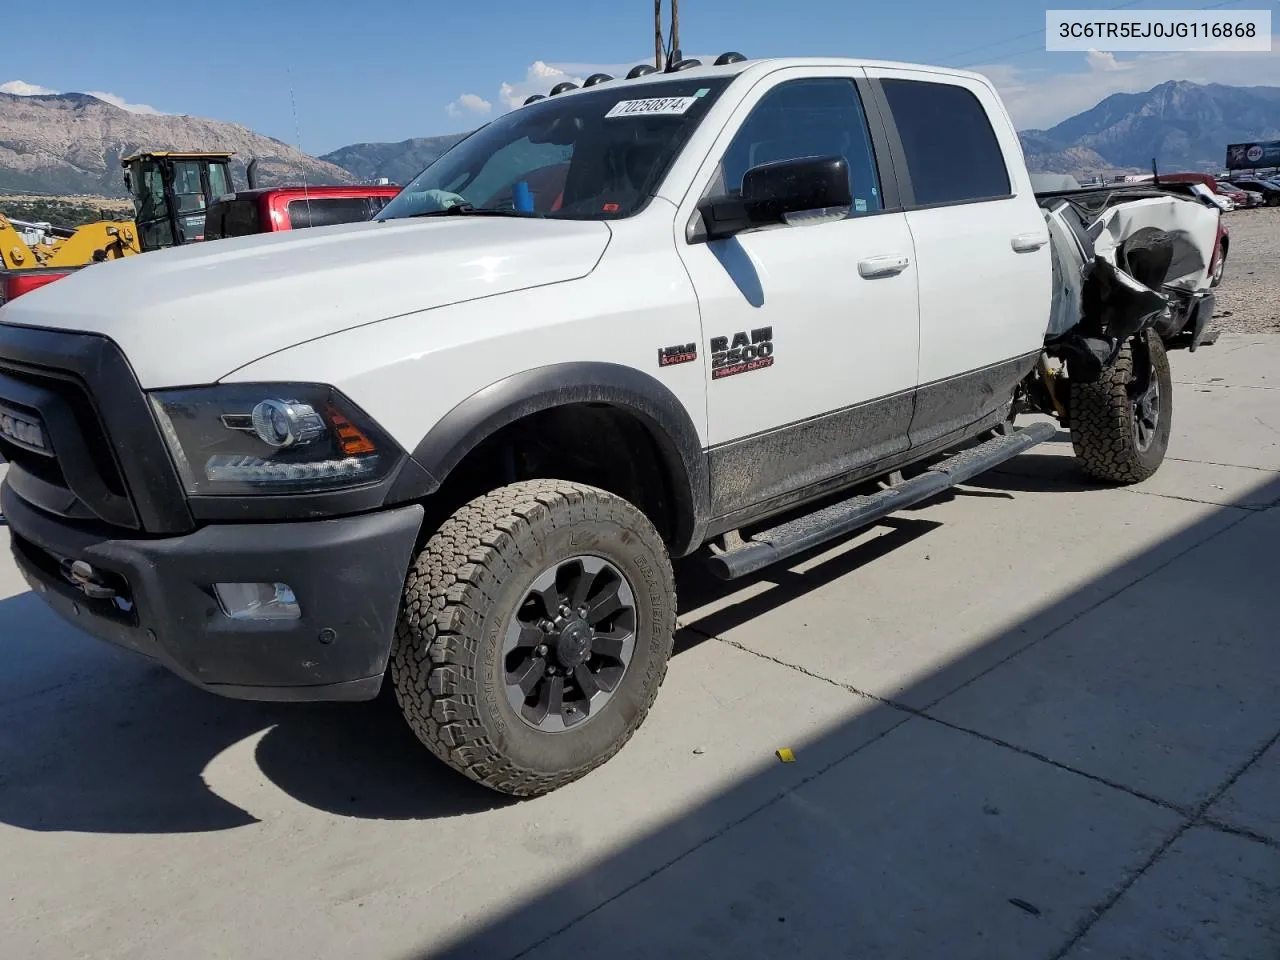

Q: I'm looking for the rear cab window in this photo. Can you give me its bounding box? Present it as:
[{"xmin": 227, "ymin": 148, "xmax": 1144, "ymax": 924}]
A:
[
  {"xmin": 204, "ymin": 198, "xmax": 261, "ymax": 240},
  {"xmin": 880, "ymin": 78, "xmax": 1011, "ymax": 207},
  {"xmin": 286, "ymin": 196, "xmax": 391, "ymax": 229}
]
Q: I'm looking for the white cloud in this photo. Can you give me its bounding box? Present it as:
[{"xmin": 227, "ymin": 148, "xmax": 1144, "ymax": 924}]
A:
[
  {"xmin": 0, "ymin": 80, "xmax": 59, "ymax": 96},
  {"xmin": 85, "ymin": 90, "xmax": 161, "ymax": 114},
  {"xmin": 1084, "ymin": 50, "xmax": 1127, "ymax": 73},
  {"xmin": 976, "ymin": 42, "xmax": 1280, "ymax": 129},
  {"xmin": 1, "ymin": 78, "xmax": 160, "ymax": 113},
  {"xmin": 498, "ymin": 61, "xmax": 588, "ymax": 110},
  {"xmin": 445, "ymin": 92, "xmax": 493, "ymax": 118}
]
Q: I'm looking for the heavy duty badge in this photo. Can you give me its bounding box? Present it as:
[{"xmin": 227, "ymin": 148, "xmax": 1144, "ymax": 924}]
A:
[{"xmin": 710, "ymin": 327, "xmax": 774, "ymax": 379}]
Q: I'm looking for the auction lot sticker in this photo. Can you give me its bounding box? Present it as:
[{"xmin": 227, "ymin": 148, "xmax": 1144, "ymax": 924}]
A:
[
  {"xmin": 1046, "ymin": 9, "xmax": 1271, "ymax": 51},
  {"xmin": 606, "ymin": 97, "xmax": 698, "ymax": 118}
]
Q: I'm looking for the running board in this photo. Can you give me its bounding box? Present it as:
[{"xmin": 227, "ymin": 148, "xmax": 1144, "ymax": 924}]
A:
[{"xmin": 707, "ymin": 421, "xmax": 1057, "ymax": 580}]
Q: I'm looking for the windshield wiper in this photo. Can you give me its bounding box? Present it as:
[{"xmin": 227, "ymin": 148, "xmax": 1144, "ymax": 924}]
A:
[{"xmin": 407, "ymin": 203, "xmax": 544, "ymax": 220}]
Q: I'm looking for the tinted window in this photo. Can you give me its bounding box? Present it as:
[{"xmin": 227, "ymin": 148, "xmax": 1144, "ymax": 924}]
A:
[
  {"xmin": 207, "ymin": 163, "xmax": 232, "ymax": 198},
  {"xmin": 204, "ymin": 199, "xmax": 261, "ymax": 240},
  {"xmin": 711, "ymin": 78, "xmax": 882, "ymax": 215},
  {"xmin": 133, "ymin": 163, "xmax": 170, "ymax": 223},
  {"xmin": 287, "ymin": 197, "xmax": 389, "ymax": 229},
  {"xmin": 881, "ymin": 79, "xmax": 1011, "ymax": 206},
  {"xmin": 171, "ymin": 160, "xmax": 210, "ymax": 215}
]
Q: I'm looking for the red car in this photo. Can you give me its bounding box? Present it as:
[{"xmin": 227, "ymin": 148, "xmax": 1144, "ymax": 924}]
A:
[
  {"xmin": 203, "ymin": 184, "xmax": 402, "ymax": 240},
  {"xmin": 1158, "ymin": 172, "xmax": 1247, "ymax": 208}
]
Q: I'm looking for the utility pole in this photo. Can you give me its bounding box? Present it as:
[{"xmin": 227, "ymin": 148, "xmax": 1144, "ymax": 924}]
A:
[{"xmin": 655, "ymin": 0, "xmax": 664, "ymax": 69}]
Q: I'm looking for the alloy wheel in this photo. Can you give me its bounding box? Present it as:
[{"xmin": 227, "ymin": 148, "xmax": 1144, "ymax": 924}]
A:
[{"xmin": 502, "ymin": 555, "xmax": 637, "ymax": 733}]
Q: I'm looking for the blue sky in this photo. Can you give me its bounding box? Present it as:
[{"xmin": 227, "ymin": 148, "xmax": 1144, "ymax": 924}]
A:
[{"xmin": 4, "ymin": 0, "xmax": 1278, "ymax": 153}]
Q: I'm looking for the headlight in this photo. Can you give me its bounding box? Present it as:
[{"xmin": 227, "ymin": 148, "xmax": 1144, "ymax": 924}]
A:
[{"xmin": 149, "ymin": 384, "xmax": 401, "ymax": 496}]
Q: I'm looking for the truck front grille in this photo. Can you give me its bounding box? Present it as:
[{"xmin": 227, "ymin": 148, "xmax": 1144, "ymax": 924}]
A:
[
  {"xmin": 0, "ymin": 360, "xmax": 137, "ymax": 528},
  {"xmin": 0, "ymin": 324, "xmax": 193, "ymax": 535}
]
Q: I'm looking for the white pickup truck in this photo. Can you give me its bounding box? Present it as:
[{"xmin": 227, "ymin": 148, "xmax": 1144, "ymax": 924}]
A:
[{"xmin": 0, "ymin": 55, "xmax": 1221, "ymax": 797}]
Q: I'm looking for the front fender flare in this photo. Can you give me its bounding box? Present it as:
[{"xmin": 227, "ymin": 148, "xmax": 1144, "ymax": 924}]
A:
[{"xmin": 387, "ymin": 362, "xmax": 709, "ymax": 555}]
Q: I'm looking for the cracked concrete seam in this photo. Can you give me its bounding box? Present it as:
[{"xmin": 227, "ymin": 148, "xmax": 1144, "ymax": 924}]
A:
[{"xmin": 1047, "ymin": 726, "xmax": 1280, "ymax": 960}]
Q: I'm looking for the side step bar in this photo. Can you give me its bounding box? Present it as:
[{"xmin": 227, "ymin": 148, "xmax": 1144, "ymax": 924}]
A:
[{"xmin": 707, "ymin": 421, "xmax": 1057, "ymax": 580}]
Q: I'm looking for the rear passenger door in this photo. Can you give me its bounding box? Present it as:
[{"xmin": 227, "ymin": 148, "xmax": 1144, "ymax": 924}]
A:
[{"xmin": 865, "ymin": 69, "xmax": 1051, "ymax": 448}]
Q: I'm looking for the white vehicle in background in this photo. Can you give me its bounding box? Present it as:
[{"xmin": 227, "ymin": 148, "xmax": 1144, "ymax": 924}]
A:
[
  {"xmin": 0, "ymin": 53, "xmax": 1223, "ymax": 797},
  {"xmin": 1195, "ymin": 184, "xmax": 1235, "ymax": 212}
]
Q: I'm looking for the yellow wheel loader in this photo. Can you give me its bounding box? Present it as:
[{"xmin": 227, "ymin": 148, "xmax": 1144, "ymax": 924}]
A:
[{"xmin": 1, "ymin": 152, "xmax": 234, "ymax": 302}]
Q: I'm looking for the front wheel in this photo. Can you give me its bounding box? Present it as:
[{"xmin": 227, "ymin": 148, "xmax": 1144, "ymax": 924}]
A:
[
  {"xmin": 391, "ymin": 480, "xmax": 675, "ymax": 797},
  {"xmin": 1068, "ymin": 329, "xmax": 1172, "ymax": 484}
]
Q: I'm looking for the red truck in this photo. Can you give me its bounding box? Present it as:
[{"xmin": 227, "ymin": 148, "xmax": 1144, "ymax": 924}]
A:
[{"xmin": 203, "ymin": 184, "xmax": 402, "ymax": 240}]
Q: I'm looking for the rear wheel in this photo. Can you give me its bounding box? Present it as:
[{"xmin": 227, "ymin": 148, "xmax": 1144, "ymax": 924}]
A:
[
  {"xmin": 1069, "ymin": 329, "xmax": 1172, "ymax": 484},
  {"xmin": 391, "ymin": 479, "xmax": 675, "ymax": 797}
]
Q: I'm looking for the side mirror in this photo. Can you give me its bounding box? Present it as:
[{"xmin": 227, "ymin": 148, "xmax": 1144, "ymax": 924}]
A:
[{"xmin": 696, "ymin": 155, "xmax": 852, "ymax": 241}]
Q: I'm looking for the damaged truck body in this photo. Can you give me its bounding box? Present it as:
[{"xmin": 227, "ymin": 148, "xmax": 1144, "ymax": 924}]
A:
[{"xmin": 0, "ymin": 56, "xmax": 1222, "ymax": 797}]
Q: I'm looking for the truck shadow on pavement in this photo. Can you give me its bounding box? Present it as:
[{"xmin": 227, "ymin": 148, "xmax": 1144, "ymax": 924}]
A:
[
  {"xmin": 0, "ymin": 591, "xmax": 514, "ymax": 830},
  {"xmin": 0, "ymin": 514, "xmax": 942, "ymax": 835}
]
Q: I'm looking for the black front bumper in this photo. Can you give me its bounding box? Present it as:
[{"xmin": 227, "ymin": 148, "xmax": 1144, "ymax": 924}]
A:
[{"xmin": 4, "ymin": 480, "xmax": 423, "ymax": 701}]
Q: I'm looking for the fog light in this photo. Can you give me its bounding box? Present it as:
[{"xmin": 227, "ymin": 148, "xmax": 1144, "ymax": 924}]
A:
[{"xmin": 214, "ymin": 582, "xmax": 301, "ymax": 621}]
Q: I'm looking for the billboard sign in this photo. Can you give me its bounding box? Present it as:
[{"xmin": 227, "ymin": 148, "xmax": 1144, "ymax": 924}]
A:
[{"xmin": 1226, "ymin": 141, "xmax": 1280, "ymax": 170}]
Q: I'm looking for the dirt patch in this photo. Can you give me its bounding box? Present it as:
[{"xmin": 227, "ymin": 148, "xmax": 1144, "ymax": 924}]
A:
[{"xmin": 1210, "ymin": 206, "xmax": 1280, "ymax": 336}]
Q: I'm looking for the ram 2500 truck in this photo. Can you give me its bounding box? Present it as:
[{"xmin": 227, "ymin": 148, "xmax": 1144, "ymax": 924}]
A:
[{"xmin": 0, "ymin": 55, "xmax": 1221, "ymax": 797}]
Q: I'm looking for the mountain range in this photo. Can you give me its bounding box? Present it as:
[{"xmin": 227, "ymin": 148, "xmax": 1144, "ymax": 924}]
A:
[
  {"xmin": 1020, "ymin": 80, "xmax": 1280, "ymax": 175},
  {"xmin": 0, "ymin": 91, "xmax": 354, "ymax": 196},
  {"xmin": 2, "ymin": 80, "xmax": 1278, "ymax": 199},
  {"xmin": 318, "ymin": 135, "xmax": 469, "ymax": 185}
]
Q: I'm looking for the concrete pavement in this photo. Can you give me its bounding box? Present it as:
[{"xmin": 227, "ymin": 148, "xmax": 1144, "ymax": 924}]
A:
[{"xmin": 1, "ymin": 335, "xmax": 1277, "ymax": 960}]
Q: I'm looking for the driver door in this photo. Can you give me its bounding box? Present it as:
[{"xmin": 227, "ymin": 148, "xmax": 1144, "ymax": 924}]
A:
[{"xmin": 675, "ymin": 68, "xmax": 920, "ymax": 520}]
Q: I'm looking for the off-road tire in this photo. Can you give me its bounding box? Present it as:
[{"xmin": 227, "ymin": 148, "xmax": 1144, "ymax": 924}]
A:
[
  {"xmin": 391, "ymin": 480, "xmax": 675, "ymax": 797},
  {"xmin": 1069, "ymin": 330, "xmax": 1172, "ymax": 484}
]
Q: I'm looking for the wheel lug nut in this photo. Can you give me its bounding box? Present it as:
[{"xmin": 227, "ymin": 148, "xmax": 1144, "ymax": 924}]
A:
[{"xmin": 535, "ymin": 645, "xmax": 548, "ymax": 657}]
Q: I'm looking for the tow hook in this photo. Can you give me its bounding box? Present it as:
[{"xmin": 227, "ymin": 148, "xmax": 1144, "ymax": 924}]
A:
[{"xmin": 61, "ymin": 559, "xmax": 119, "ymax": 601}]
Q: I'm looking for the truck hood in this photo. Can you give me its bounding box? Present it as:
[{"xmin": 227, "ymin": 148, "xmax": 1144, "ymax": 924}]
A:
[{"xmin": 0, "ymin": 216, "xmax": 611, "ymax": 387}]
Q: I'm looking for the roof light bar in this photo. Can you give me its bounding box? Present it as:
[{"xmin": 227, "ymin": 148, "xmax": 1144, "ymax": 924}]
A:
[{"xmin": 521, "ymin": 54, "xmax": 750, "ymax": 106}]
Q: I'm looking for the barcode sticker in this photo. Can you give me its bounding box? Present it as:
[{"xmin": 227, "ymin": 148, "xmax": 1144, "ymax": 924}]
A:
[{"xmin": 605, "ymin": 96, "xmax": 698, "ymax": 118}]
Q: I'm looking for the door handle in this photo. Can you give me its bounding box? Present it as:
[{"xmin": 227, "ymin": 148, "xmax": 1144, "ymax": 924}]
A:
[
  {"xmin": 857, "ymin": 254, "xmax": 911, "ymax": 279},
  {"xmin": 1011, "ymin": 233, "xmax": 1048, "ymax": 253}
]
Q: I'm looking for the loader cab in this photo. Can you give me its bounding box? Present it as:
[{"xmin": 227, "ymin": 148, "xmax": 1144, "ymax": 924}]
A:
[{"xmin": 121, "ymin": 152, "xmax": 234, "ymax": 251}]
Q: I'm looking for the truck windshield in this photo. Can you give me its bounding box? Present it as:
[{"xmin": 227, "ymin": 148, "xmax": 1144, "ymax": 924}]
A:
[{"xmin": 376, "ymin": 77, "xmax": 731, "ymax": 222}]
